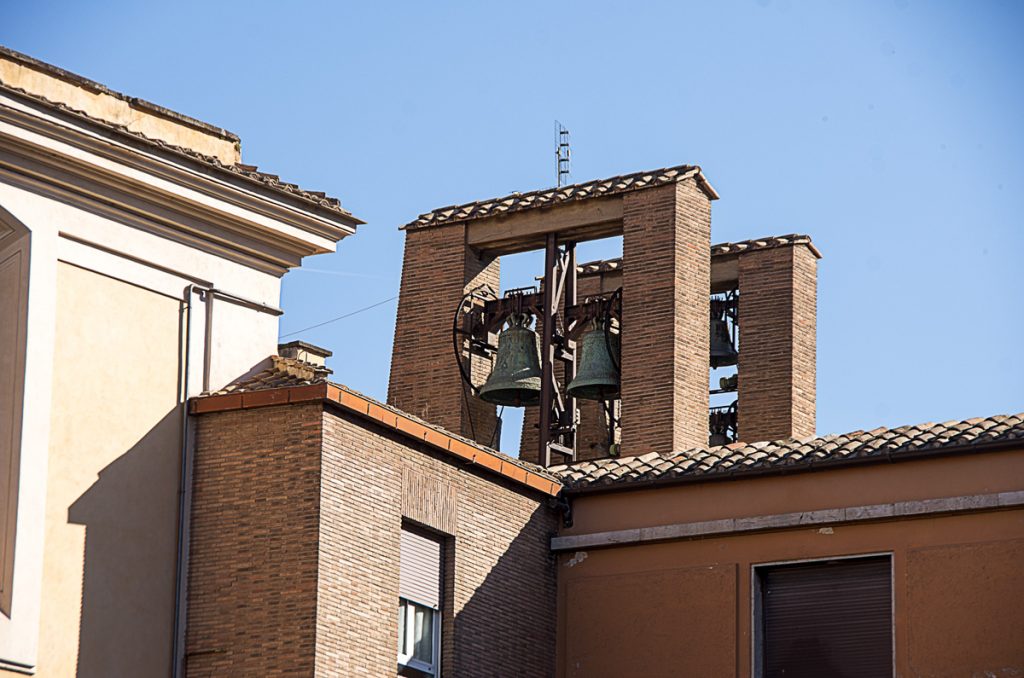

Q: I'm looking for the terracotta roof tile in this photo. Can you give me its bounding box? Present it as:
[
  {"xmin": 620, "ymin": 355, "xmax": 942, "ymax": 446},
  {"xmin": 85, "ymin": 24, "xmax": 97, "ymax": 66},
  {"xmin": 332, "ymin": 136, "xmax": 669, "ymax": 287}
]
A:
[
  {"xmin": 213, "ymin": 355, "xmax": 331, "ymax": 394},
  {"xmin": 0, "ymin": 83, "xmax": 362, "ymax": 223},
  {"xmin": 576, "ymin": 234, "xmax": 822, "ymax": 276},
  {"xmin": 551, "ymin": 413, "xmax": 1024, "ymax": 491},
  {"xmin": 207, "ymin": 355, "xmax": 558, "ymax": 484},
  {"xmin": 403, "ymin": 164, "xmax": 717, "ymax": 230}
]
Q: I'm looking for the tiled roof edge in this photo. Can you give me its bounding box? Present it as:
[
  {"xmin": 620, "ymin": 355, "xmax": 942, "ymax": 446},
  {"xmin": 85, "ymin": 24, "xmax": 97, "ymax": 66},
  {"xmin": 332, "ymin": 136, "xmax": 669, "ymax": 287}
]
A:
[
  {"xmin": 191, "ymin": 382, "xmax": 562, "ymax": 498},
  {"xmin": 402, "ymin": 163, "xmax": 717, "ymax": 231},
  {"xmin": 576, "ymin": 234, "xmax": 821, "ymax": 276},
  {"xmin": 0, "ymin": 44, "xmax": 239, "ymax": 142},
  {"xmin": 551, "ymin": 412, "xmax": 1024, "ymax": 493},
  {"xmin": 0, "ymin": 82, "xmax": 364, "ymax": 224}
]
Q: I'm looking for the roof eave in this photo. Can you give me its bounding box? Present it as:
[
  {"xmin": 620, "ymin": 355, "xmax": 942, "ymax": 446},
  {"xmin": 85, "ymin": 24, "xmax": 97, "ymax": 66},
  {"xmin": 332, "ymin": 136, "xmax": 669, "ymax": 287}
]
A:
[{"xmin": 558, "ymin": 437, "xmax": 1024, "ymax": 496}]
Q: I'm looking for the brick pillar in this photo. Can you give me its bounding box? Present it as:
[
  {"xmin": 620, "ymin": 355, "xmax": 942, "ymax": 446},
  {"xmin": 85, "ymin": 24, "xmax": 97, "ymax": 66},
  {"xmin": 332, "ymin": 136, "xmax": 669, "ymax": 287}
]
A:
[
  {"xmin": 388, "ymin": 225, "xmax": 499, "ymax": 445},
  {"xmin": 736, "ymin": 243, "xmax": 817, "ymax": 443},
  {"xmin": 619, "ymin": 181, "xmax": 711, "ymax": 455}
]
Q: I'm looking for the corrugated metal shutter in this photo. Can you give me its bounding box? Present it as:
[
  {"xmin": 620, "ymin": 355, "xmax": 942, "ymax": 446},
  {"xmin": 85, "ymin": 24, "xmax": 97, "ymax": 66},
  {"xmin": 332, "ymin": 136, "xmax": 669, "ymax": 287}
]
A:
[
  {"xmin": 399, "ymin": 527, "xmax": 441, "ymax": 608},
  {"xmin": 762, "ymin": 556, "xmax": 892, "ymax": 678}
]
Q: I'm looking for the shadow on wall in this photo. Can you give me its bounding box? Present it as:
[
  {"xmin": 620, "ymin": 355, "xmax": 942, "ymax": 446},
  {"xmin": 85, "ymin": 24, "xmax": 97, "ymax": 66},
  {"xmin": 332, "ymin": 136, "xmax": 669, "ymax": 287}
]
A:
[
  {"xmin": 448, "ymin": 502, "xmax": 559, "ymax": 678},
  {"xmin": 67, "ymin": 407, "xmax": 182, "ymax": 678}
]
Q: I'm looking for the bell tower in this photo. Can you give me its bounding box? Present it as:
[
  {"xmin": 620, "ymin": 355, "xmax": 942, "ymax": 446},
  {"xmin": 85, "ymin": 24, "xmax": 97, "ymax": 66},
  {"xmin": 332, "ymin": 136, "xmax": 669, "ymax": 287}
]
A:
[
  {"xmin": 389, "ymin": 160, "xmax": 821, "ymax": 466},
  {"xmin": 389, "ymin": 165, "xmax": 718, "ymax": 464}
]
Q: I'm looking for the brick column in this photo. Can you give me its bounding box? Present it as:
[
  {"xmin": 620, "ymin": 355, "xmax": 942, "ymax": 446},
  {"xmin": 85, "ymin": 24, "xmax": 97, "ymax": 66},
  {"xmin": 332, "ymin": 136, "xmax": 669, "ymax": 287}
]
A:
[
  {"xmin": 388, "ymin": 225, "xmax": 499, "ymax": 445},
  {"xmin": 619, "ymin": 181, "xmax": 711, "ymax": 455},
  {"xmin": 736, "ymin": 243, "xmax": 817, "ymax": 443}
]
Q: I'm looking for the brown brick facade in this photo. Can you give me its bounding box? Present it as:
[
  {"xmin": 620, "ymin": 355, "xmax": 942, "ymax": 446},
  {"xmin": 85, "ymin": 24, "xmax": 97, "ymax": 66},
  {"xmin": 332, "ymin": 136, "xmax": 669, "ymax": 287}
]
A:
[
  {"xmin": 186, "ymin": 399, "xmax": 557, "ymax": 677},
  {"xmin": 389, "ymin": 223, "xmax": 500, "ymax": 446},
  {"xmin": 620, "ymin": 181, "xmax": 711, "ymax": 455},
  {"xmin": 186, "ymin": 402, "xmax": 324, "ymax": 677},
  {"xmin": 737, "ymin": 243, "xmax": 817, "ymax": 442}
]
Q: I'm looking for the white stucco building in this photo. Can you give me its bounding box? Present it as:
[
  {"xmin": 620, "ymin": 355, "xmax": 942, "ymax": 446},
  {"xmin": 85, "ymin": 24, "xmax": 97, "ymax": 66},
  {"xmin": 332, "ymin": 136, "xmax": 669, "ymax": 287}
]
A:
[{"xmin": 0, "ymin": 46, "xmax": 360, "ymax": 676}]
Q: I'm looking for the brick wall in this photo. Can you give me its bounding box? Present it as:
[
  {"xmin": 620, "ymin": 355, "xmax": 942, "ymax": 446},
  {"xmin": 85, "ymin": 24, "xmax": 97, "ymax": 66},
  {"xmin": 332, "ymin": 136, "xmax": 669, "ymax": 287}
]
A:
[
  {"xmin": 620, "ymin": 181, "xmax": 711, "ymax": 455},
  {"xmin": 737, "ymin": 243, "xmax": 817, "ymax": 442},
  {"xmin": 186, "ymin": 402, "xmax": 324, "ymax": 677},
  {"xmin": 389, "ymin": 224, "xmax": 500, "ymax": 446},
  {"xmin": 187, "ymin": 400, "xmax": 557, "ymax": 677}
]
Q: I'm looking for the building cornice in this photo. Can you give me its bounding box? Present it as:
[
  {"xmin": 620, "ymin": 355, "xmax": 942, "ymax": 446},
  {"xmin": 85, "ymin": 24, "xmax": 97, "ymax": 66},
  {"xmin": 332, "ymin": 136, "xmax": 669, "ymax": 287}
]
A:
[{"xmin": 0, "ymin": 91, "xmax": 358, "ymax": 272}]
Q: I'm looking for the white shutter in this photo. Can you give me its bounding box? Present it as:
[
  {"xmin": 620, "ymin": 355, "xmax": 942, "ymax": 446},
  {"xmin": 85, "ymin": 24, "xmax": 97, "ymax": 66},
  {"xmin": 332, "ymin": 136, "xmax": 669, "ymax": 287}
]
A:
[{"xmin": 399, "ymin": 527, "xmax": 441, "ymax": 608}]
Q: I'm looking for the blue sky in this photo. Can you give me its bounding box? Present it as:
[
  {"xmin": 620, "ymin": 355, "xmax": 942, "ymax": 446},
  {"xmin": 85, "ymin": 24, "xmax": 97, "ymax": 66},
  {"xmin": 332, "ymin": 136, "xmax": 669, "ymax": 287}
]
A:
[{"xmin": 4, "ymin": 0, "xmax": 1021, "ymax": 452}]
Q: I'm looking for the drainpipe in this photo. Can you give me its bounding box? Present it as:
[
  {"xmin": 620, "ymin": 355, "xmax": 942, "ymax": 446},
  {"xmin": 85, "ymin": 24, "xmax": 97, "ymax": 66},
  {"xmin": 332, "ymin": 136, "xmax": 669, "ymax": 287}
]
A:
[
  {"xmin": 171, "ymin": 284, "xmax": 199, "ymax": 678},
  {"xmin": 171, "ymin": 284, "xmax": 283, "ymax": 677}
]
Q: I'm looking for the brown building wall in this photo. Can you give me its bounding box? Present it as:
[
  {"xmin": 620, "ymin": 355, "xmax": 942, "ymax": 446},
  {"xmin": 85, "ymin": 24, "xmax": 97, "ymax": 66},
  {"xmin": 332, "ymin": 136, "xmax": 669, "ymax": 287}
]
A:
[
  {"xmin": 620, "ymin": 181, "xmax": 711, "ymax": 456},
  {"xmin": 556, "ymin": 449, "xmax": 1024, "ymax": 677},
  {"xmin": 737, "ymin": 243, "xmax": 817, "ymax": 442},
  {"xmin": 186, "ymin": 402, "xmax": 324, "ymax": 677},
  {"xmin": 388, "ymin": 224, "xmax": 499, "ymax": 446},
  {"xmin": 187, "ymin": 400, "xmax": 558, "ymax": 677}
]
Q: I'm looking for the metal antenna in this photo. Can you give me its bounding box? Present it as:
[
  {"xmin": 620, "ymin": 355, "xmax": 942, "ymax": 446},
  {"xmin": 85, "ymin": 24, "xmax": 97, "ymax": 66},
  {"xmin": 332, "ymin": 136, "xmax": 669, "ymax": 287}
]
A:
[{"xmin": 555, "ymin": 121, "xmax": 571, "ymax": 187}]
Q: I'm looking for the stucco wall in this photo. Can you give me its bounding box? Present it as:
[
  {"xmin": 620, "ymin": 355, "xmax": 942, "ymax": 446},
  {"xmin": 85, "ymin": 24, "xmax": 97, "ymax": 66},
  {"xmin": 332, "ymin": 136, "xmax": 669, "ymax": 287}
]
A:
[
  {"xmin": 556, "ymin": 451, "xmax": 1024, "ymax": 677},
  {"xmin": 37, "ymin": 262, "xmax": 182, "ymax": 676},
  {"xmin": 0, "ymin": 175, "xmax": 286, "ymax": 674}
]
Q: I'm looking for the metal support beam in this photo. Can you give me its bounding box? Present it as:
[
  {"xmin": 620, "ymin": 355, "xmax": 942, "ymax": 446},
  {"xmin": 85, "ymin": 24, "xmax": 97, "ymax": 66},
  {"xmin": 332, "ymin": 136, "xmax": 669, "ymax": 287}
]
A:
[{"xmin": 538, "ymin": 234, "xmax": 557, "ymax": 467}]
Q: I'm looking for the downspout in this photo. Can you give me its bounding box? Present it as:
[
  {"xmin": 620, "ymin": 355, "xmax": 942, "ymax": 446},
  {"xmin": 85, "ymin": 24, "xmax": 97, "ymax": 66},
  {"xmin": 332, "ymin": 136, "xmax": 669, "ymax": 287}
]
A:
[
  {"xmin": 171, "ymin": 285, "xmax": 283, "ymax": 677},
  {"xmin": 172, "ymin": 284, "xmax": 199, "ymax": 678}
]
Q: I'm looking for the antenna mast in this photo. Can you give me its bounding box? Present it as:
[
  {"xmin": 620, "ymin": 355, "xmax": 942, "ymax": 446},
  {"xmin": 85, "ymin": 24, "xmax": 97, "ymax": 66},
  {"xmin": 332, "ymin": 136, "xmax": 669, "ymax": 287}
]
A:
[{"xmin": 555, "ymin": 121, "xmax": 571, "ymax": 187}]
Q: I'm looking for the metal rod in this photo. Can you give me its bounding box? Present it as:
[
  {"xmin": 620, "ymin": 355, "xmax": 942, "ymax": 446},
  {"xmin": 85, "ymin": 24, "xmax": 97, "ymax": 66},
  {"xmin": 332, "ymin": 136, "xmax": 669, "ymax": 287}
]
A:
[
  {"xmin": 538, "ymin": 233, "xmax": 557, "ymax": 467},
  {"xmin": 563, "ymin": 241, "xmax": 577, "ymax": 457}
]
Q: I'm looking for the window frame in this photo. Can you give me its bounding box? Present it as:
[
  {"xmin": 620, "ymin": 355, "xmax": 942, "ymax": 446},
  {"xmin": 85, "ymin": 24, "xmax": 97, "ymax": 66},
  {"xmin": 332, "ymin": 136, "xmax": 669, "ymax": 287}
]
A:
[
  {"xmin": 397, "ymin": 595, "xmax": 441, "ymax": 675},
  {"xmin": 750, "ymin": 552, "xmax": 895, "ymax": 678}
]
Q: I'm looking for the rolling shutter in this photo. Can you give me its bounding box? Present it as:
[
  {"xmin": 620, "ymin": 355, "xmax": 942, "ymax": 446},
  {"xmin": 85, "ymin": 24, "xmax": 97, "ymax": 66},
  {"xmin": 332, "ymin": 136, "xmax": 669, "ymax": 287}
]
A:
[
  {"xmin": 399, "ymin": 527, "xmax": 442, "ymax": 608},
  {"xmin": 762, "ymin": 556, "xmax": 892, "ymax": 678}
]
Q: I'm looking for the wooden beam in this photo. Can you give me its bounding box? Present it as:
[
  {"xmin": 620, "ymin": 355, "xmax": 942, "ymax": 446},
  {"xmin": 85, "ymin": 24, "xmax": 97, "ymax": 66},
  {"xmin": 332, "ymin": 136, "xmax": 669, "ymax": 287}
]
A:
[{"xmin": 466, "ymin": 196, "xmax": 624, "ymax": 256}]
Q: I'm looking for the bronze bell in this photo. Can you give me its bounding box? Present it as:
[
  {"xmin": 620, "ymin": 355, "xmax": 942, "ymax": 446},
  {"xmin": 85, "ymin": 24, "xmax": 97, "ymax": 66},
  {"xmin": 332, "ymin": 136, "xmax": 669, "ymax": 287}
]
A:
[
  {"xmin": 479, "ymin": 314, "xmax": 542, "ymax": 407},
  {"xmin": 708, "ymin": 432, "xmax": 731, "ymax": 447},
  {"xmin": 567, "ymin": 321, "xmax": 620, "ymax": 401},
  {"xmin": 710, "ymin": 315, "xmax": 738, "ymax": 368}
]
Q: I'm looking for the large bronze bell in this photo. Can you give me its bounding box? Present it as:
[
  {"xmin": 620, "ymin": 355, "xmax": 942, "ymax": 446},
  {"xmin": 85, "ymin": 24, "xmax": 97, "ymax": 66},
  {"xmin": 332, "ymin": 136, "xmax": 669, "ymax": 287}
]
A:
[
  {"xmin": 710, "ymin": 315, "xmax": 738, "ymax": 368},
  {"xmin": 567, "ymin": 321, "xmax": 620, "ymax": 401},
  {"xmin": 479, "ymin": 314, "xmax": 542, "ymax": 407}
]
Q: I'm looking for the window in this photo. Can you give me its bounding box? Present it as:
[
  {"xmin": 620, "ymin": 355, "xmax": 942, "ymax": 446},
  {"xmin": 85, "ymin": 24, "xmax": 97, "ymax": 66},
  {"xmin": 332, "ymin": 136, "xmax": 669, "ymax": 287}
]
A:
[
  {"xmin": 754, "ymin": 555, "xmax": 893, "ymax": 678},
  {"xmin": 397, "ymin": 526, "xmax": 442, "ymax": 675},
  {"xmin": 0, "ymin": 211, "xmax": 30, "ymax": 618}
]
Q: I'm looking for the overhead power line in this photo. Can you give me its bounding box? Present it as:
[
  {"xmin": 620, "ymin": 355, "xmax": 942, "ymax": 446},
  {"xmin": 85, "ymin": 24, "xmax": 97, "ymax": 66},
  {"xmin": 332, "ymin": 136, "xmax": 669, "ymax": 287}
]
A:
[{"xmin": 278, "ymin": 295, "xmax": 398, "ymax": 339}]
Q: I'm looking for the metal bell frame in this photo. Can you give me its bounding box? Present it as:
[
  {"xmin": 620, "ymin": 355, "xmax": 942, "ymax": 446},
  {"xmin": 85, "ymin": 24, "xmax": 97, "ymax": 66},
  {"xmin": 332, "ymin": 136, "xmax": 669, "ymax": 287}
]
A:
[{"xmin": 452, "ymin": 241, "xmax": 624, "ymax": 467}]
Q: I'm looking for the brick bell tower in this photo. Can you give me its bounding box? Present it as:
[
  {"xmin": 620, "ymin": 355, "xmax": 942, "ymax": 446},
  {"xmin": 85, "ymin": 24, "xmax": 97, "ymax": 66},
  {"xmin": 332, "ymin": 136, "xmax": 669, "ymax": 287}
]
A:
[{"xmin": 388, "ymin": 164, "xmax": 819, "ymax": 465}]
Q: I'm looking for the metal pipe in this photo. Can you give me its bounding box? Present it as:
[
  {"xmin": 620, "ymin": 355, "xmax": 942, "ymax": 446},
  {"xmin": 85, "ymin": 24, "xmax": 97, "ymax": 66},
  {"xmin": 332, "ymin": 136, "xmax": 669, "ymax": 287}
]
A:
[
  {"xmin": 202, "ymin": 290, "xmax": 213, "ymax": 394},
  {"xmin": 170, "ymin": 280, "xmax": 282, "ymax": 676},
  {"xmin": 171, "ymin": 283, "xmax": 198, "ymax": 678}
]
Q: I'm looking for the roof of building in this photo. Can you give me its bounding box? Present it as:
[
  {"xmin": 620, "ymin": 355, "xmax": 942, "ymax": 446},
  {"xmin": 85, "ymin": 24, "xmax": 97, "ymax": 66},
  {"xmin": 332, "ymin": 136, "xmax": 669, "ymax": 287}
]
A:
[
  {"xmin": 575, "ymin": 234, "xmax": 822, "ymax": 277},
  {"xmin": 0, "ymin": 45, "xmax": 239, "ymax": 142},
  {"xmin": 196, "ymin": 356, "xmax": 562, "ymax": 496},
  {"xmin": 402, "ymin": 164, "xmax": 719, "ymax": 231},
  {"xmin": 0, "ymin": 47, "xmax": 362, "ymax": 224},
  {"xmin": 551, "ymin": 413, "xmax": 1024, "ymax": 493},
  {"xmin": 200, "ymin": 365, "xmax": 1023, "ymax": 500}
]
